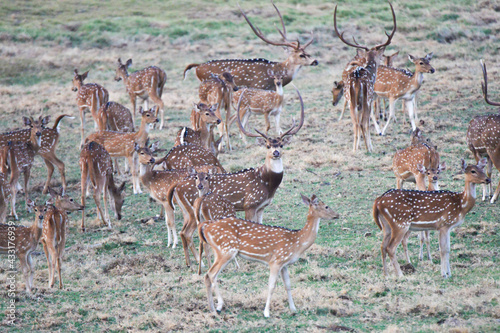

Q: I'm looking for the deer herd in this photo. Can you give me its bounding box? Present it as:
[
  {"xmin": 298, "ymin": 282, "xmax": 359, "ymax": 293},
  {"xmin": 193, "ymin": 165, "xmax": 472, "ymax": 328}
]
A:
[{"xmin": 0, "ymin": 1, "xmax": 498, "ymax": 319}]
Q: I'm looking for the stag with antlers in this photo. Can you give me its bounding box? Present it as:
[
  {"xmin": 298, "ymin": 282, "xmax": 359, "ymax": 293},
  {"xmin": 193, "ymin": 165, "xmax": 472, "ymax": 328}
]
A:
[
  {"xmin": 334, "ymin": 2, "xmax": 396, "ymax": 152},
  {"xmin": 184, "ymin": 2, "xmax": 317, "ymax": 90}
]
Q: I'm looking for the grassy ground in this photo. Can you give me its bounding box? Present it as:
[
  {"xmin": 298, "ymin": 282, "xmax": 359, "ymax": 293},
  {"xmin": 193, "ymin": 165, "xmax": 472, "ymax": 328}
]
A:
[{"xmin": 0, "ymin": 0, "xmax": 499, "ymax": 331}]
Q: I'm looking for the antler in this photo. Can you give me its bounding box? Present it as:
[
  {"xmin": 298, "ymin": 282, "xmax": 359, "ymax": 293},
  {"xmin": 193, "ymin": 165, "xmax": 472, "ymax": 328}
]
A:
[
  {"xmin": 373, "ymin": 1, "xmax": 397, "ymax": 50},
  {"xmin": 281, "ymin": 84, "xmax": 305, "ymax": 138},
  {"xmin": 481, "ymin": 60, "xmax": 500, "ymax": 107},
  {"xmin": 333, "ymin": 5, "xmax": 369, "ymax": 51},
  {"xmin": 236, "ymin": 89, "xmax": 266, "ymax": 138}
]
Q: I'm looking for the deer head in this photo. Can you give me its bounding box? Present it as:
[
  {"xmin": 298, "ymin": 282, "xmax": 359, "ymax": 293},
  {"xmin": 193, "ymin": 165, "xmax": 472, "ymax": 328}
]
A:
[
  {"xmin": 72, "ymin": 69, "xmax": 89, "ymax": 92},
  {"xmin": 115, "ymin": 58, "xmax": 133, "ymax": 81}
]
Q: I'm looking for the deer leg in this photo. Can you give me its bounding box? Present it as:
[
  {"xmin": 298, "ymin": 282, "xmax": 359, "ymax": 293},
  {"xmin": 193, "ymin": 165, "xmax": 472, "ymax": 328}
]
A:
[
  {"xmin": 103, "ymin": 188, "xmax": 111, "ymax": 228},
  {"xmin": 41, "ymin": 153, "xmax": 66, "ymax": 195},
  {"xmin": 56, "ymin": 256, "xmax": 63, "ymax": 289},
  {"xmin": 180, "ymin": 217, "xmax": 199, "ymax": 267},
  {"xmin": 387, "ymin": 227, "xmax": 406, "ymax": 278},
  {"xmin": 264, "ymin": 113, "xmax": 271, "ymax": 134},
  {"xmin": 9, "ymin": 173, "xmax": 19, "ymax": 220},
  {"xmin": 406, "ymin": 100, "xmax": 417, "ymax": 132},
  {"xmin": 23, "ymin": 168, "xmax": 31, "ymax": 212},
  {"xmin": 412, "ymin": 96, "xmax": 418, "ymax": 123},
  {"xmin": 244, "ymin": 208, "xmax": 257, "ymax": 222},
  {"xmin": 488, "ymin": 147, "xmax": 500, "ymax": 203},
  {"xmin": 401, "ymin": 230, "xmax": 412, "ymax": 264},
  {"xmin": 164, "ymin": 203, "xmax": 177, "ymax": 248},
  {"xmin": 263, "ymin": 264, "xmax": 280, "ymax": 318},
  {"xmin": 381, "ymin": 98, "xmax": 396, "ymax": 136},
  {"xmin": 205, "ymin": 251, "xmax": 234, "ymax": 313},
  {"xmin": 130, "ymin": 95, "xmax": 137, "ymax": 127},
  {"xmin": 93, "ymin": 187, "xmax": 107, "ymax": 227},
  {"xmin": 80, "ymin": 107, "xmax": 86, "ymax": 148},
  {"xmin": 113, "ymin": 158, "xmax": 124, "ymax": 176},
  {"xmin": 150, "ymin": 94, "xmax": 165, "ymax": 130},
  {"xmin": 280, "ymin": 266, "xmax": 297, "ymax": 313},
  {"xmin": 274, "ymin": 108, "xmax": 282, "ymax": 135},
  {"xmin": 349, "ymin": 103, "xmax": 358, "ymax": 152},
  {"xmin": 370, "ymin": 102, "xmax": 382, "ymax": 135},
  {"xmin": 129, "ymin": 155, "xmax": 141, "ymax": 194},
  {"xmin": 360, "ymin": 98, "xmax": 372, "ymax": 152},
  {"xmin": 19, "ymin": 253, "xmax": 31, "ymax": 293},
  {"xmin": 42, "ymin": 242, "xmax": 52, "ymax": 288},
  {"xmin": 419, "ymin": 231, "xmax": 431, "ymax": 261},
  {"xmin": 438, "ymin": 228, "xmax": 452, "ymax": 278},
  {"xmin": 48, "ymin": 245, "xmax": 58, "ymax": 288},
  {"xmin": 337, "ymin": 99, "xmax": 347, "ymax": 122},
  {"xmin": 80, "ymin": 169, "xmax": 87, "ymax": 232},
  {"xmin": 401, "ymin": 101, "xmax": 407, "ymax": 125}
]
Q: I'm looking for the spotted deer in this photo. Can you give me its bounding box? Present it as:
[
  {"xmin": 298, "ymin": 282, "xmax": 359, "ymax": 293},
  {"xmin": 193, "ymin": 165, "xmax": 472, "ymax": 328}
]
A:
[
  {"xmin": 375, "ymin": 51, "xmax": 399, "ymax": 120},
  {"xmin": 79, "ymin": 141, "xmax": 126, "ymax": 231},
  {"xmin": 41, "ymin": 188, "xmax": 83, "ymax": 289},
  {"xmin": 229, "ymin": 70, "xmax": 286, "ymax": 140},
  {"xmin": 334, "ymin": 2, "xmax": 397, "ymax": 152},
  {"xmin": 72, "ymin": 69, "xmax": 109, "ymax": 146},
  {"xmin": 157, "ymin": 143, "xmax": 226, "ymax": 173},
  {"xmin": 96, "ymin": 101, "xmax": 134, "ymax": 132},
  {"xmin": 200, "ymin": 194, "xmax": 338, "ymax": 317},
  {"xmin": 466, "ymin": 60, "xmax": 500, "ymax": 203},
  {"xmin": 0, "ymin": 171, "xmax": 11, "ymax": 224},
  {"xmin": 85, "ymin": 107, "xmax": 158, "ymax": 194},
  {"xmin": 115, "ymin": 58, "xmax": 167, "ymax": 129},
  {"xmin": 183, "ymin": 2, "xmax": 317, "ymax": 90},
  {"xmin": 174, "ymin": 103, "xmax": 222, "ymax": 157},
  {"xmin": 375, "ymin": 53, "xmax": 435, "ymax": 135},
  {"xmin": 167, "ymin": 88, "xmax": 304, "ymax": 267},
  {"xmin": 374, "ymin": 158, "xmax": 490, "ymax": 278},
  {"xmin": 0, "ymin": 201, "xmax": 47, "ymax": 292}
]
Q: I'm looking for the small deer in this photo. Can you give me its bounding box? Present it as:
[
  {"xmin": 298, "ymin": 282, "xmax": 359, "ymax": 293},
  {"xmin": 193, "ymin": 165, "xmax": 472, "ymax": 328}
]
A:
[
  {"xmin": 174, "ymin": 103, "xmax": 222, "ymax": 157},
  {"xmin": 200, "ymin": 194, "xmax": 339, "ymax": 317},
  {"xmin": 373, "ymin": 158, "xmax": 490, "ymax": 278},
  {"xmin": 96, "ymin": 101, "xmax": 134, "ymax": 133},
  {"xmin": 157, "ymin": 143, "xmax": 226, "ymax": 173},
  {"xmin": 230, "ymin": 70, "xmax": 286, "ymax": 140},
  {"xmin": 85, "ymin": 107, "xmax": 158, "ymax": 194},
  {"xmin": 41, "ymin": 188, "xmax": 83, "ymax": 289},
  {"xmin": 466, "ymin": 60, "xmax": 500, "ymax": 203},
  {"xmin": 79, "ymin": 141, "xmax": 126, "ymax": 231},
  {"xmin": 0, "ymin": 201, "xmax": 47, "ymax": 292},
  {"xmin": 115, "ymin": 58, "xmax": 167, "ymax": 129},
  {"xmin": 72, "ymin": 69, "xmax": 109, "ymax": 147}
]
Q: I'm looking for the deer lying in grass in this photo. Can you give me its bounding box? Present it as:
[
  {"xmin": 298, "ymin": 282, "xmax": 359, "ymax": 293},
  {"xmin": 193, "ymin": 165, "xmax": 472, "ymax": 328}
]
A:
[
  {"xmin": 41, "ymin": 188, "xmax": 83, "ymax": 289},
  {"xmin": 200, "ymin": 194, "xmax": 338, "ymax": 317},
  {"xmin": 374, "ymin": 158, "xmax": 490, "ymax": 278},
  {"xmin": 0, "ymin": 201, "xmax": 47, "ymax": 292},
  {"xmin": 85, "ymin": 107, "xmax": 158, "ymax": 194},
  {"xmin": 79, "ymin": 141, "xmax": 126, "ymax": 231}
]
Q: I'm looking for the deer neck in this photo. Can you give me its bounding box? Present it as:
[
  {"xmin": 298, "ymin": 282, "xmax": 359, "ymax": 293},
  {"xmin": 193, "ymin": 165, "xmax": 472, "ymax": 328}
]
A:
[
  {"xmin": 296, "ymin": 209, "xmax": 321, "ymax": 251},
  {"xmin": 281, "ymin": 60, "xmax": 301, "ymax": 85},
  {"xmin": 135, "ymin": 118, "xmax": 150, "ymax": 144},
  {"xmin": 460, "ymin": 179, "xmax": 477, "ymax": 214},
  {"xmin": 275, "ymin": 84, "xmax": 284, "ymax": 96},
  {"xmin": 30, "ymin": 220, "xmax": 44, "ymax": 245},
  {"xmin": 261, "ymin": 156, "xmax": 284, "ymax": 196},
  {"xmin": 139, "ymin": 162, "xmax": 153, "ymax": 186},
  {"xmin": 411, "ymin": 71, "xmax": 424, "ymax": 90},
  {"xmin": 198, "ymin": 122, "xmax": 212, "ymax": 147}
]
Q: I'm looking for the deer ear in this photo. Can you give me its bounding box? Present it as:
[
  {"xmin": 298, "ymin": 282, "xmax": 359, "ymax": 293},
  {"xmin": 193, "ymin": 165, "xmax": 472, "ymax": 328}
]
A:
[
  {"xmin": 310, "ymin": 194, "xmax": 319, "ymax": 205},
  {"xmin": 134, "ymin": 142, "xmax": 140, "ymax": 152},
  {"xmin": 26, "ymin": 199, "xmax": 34, "ymax": 208},
  {"xmin": 82, "ymin": 71, "xmax": 89, "ymax": 80},
  {"xmin": 117, "ymin": 58, "xmax": 122, "ymax": 65},
  {"xmin": 301, "ymin": 194, "xmax": 310, "ymax": 206},
  {"xmin": 41, "ymin": 115, "xmax": 50, "ymax": 126},
  {"xmin": 150, "ymin": 141, "xmax": 160, "ymax": 152},
  {"xmin": 126, "ymin": 59, "xmax": 133, "ymax": 67},
  {"xmin": 23, "ymin": 116, "xmax": 32, "ymax": 126},
  {"xmin": 460, "ymin": 159, "xmax": 467, "ymax": 173},
  {"xmin": 477, "ymin": 157, "xmax": 487, "ymax": 170},
  {"xmin": 211, "ymin": 103, "xmax": 218, "ymax": 112},
  {"xmin": 209, "ymin": 167, "xmax": 218, "ymax": 175},
  {"xmin": 425, "ymin": 52, "xmax": 434, "ymax": 61},
  {"xmin": 416, "ymin": 164, "xmax": 426, "ymax": 174},
  {"xmin": 74, "ymin": 69, "xmax": 79, "ymax": 75},
  {"xmin": 408, "ymin": 54, "xmax": 416, "ymax": 63},
  {"xmin": 193, "ymin": 102, "xmax": 200, "ymax": 112},
  {"xmin": 439, "ymin": 161, "xmax": 447, "ymax": 171},
  {"xmin": 188, "ymin": 167, "xmax": 197, "ymax": 176},
  {"xmin": 139, "ymin": 107, "xmax": 144, "ymax": 115},
  {"xmin": 47, "ymin": 187, "xmax": 58, "ymax": 198},
  {"xmin": 267, "ymin": 69, "xmax": 274, "ymax": 76}
]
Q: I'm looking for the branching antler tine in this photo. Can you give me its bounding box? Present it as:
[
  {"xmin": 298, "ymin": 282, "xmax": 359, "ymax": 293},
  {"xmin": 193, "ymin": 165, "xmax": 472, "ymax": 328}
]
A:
[
  {"xmin": 236, "ymin": 89, "xmax": 261, "ymax": 138},
  {"xmin": 303, "ymin": 31, "xmax": 314, "ymax": 49},
  {"xmin": 333, "ymin": 5, "xmax": 368, "ymax": 51},
  {"xmin": 281, "ymin": 84, "xmax": 305, "ymax": 138},
  {"xmin": 481, "ymin": 60, "xmax": 500, "ymax": 106},
  {"xmin": 375, "ymin": 1, "xmax": 397, "ymax": 49},
  {"xmin": 254, "ymin": 128, "xmax": 270, "ymax": 140},
  {"xmin": 271, "ymin": 0, "xmax": 287, "ymax": 39}
]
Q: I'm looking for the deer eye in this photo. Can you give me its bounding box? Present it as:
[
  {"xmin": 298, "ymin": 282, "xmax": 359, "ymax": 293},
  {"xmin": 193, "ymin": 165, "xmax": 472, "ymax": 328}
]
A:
[
  {"xmin": 420, "ymin": 62, "xmax": 424, "ymax": 65},
  {"xmin": 205, "ymin": 112, "xmax": 209, "ymax": 116},
  {"xmin": 471, "ymin": 170, "xmax": 476, "ymax": 174},
  {"xmin": 280, "ymin": 145, "xmax": 283, "ymax": 148},
  {"xmin": 205, "ymin": 176, "xmax": 209, "ymax": 180},
  {"xmin": 300, "ymin": 54, "xmax": 306, "ymax": 58},
  {"xmin": 267, "ymin": 145, "xmax": 271, "ymax": 149},
  {"xmin": 325, "ymin": 206, "xmax": 329, "ymax": 209},
  {"xmin": 70, "ymin": 199, "xmax": 74, "ymax": 202},
  {"xmin": 194, "ymin": 176, "xmax": 198, "ymax": 180}
]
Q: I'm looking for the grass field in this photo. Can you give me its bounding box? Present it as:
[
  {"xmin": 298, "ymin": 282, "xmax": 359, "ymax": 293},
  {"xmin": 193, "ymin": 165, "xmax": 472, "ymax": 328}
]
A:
[{"xmin": 0, "ymin": 0, "xmax": 499, "ymax": 331}]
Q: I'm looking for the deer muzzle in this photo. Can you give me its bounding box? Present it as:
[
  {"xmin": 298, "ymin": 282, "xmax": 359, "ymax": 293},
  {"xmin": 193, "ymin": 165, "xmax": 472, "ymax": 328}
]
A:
[
  {"xmin": 149, "ymin": 157, "xmax": 155, "ymax": 164},
  {"xmin": 38, "ymin": 214, "xmax": 44, "ymax": 220},
  {"xmin": 310, "ymin": 60, "xmax": 319, "ymax": 66},
  {"xmin": 272, "ymin": 150, "xmax": 281, "ymax": 158},
  {"xmin": 197, "ymin": 183, "xmax": 204, "ymax": 190},
  {"xmin": 216, "ymin": 119, "xmax": 221, "ymax": 125},
  {"xmin": 430, "ymin": 68, "xmax": 435, "ymax": 74},
  {"xmin": 72, "ymin": 87, "xmax": 78, "ymax": 92},
  {"xmin": 485, "ymin": 178, "xmax": 491, "ymax": 184}
]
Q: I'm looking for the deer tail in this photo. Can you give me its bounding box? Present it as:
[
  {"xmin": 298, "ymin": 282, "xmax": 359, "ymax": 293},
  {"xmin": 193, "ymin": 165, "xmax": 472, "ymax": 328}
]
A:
[
  {"xmin": 52, "ymin": 114, "xmax": 75, "ymax": 132},
  {"xmin": 183, "ymin": 63, "xmax": 199, "ymax": 80},
  {"xmin": 373, "ymin": 199, "xmax": 382, "ymax": 230}
]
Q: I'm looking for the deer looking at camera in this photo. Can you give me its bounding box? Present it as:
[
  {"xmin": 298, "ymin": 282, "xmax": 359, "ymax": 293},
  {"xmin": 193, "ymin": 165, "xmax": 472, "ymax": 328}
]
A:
[
  {"xmin": 166, "ymin": 87, "xmax": 305, "ymax": 267},
  {"xmin": 183, "ymin": 2, "xmax": 317, "ymax": 90},
  {"xmin": 374, "ymin": 158, "xmax": 490, "ymax": 278},
  {"xmin": 72, "ymin": 69, "xmax": 109, "ymax": 147},
  {"xmin": 334, "ymin": 2, "xmax": 397, "ymax": 152},
  {"xmin": 466, "ymin": 60, "xmax": 500, "ymax": 204},
  {"xmin": 0, "ymin": 201, "xmax": 47, "ymax": 292},
  {"xmin": 115, "ymin": 58, "xmax": 167, "ymax": 129},
  {"xmin": 200, "ymin": 194, "xmax": 339, "ymax": 317}
]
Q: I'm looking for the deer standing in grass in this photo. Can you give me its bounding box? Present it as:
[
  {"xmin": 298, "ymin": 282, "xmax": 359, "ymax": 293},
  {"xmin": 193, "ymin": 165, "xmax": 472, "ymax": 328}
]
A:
[
  {"xmin": 334, "ymin": 2, "xmax": 397, "ymax": 152},
  {"xmin": 174, "ymin": 103, "xmax": 222, "ymax": 157},
  {"xmin": 41, "ymin": 188, "xmax": 83, "ymax": 289},
  {"xmin": 374, "ymin": 158, "xmax": 490, "ymax": 278},
  {"xmin": 85, "ymin": 107, "xmax": 158, "ymax": 194},
  {"xmin": 466, "ymin": 60, "xmax": 500, "ymax": 204},
  {"xmin": 375, "ymin": 53, "xmax": 435, "ymax": 135},
  {"xmin": 0, "ymin": 201, "xmax": 47, "ymax": 292},
  {"xmin": 183, "ymin": 2, "xmax": 317, "ymax": 90},
  {"xmin": 157, "ymin": 143, "xmax": 226, "ymax": 173},
  {"xmin": 79, "ymin": 141, "xmax": 126, "ymax": 232},
  {"xmin": 167, "ymin": 88, "xmax": 304, "ymax": 267},
  {"xmin": 0, "ymin": 114, "xmax": 72, "ymax": 195},
  {"xmin": 200, "ymin": 194, "xmax": 338, "ymax": 317},
  {"xmin": 0, "ymin": 172, "xmax": 11, "ymax": 224},
  {"xmin": 72, "ymin": 69, "xmax": 109, "ymax": 147},
  {"xmin": 229, "ymin": 70, "xmax": 286, "ymax": 140},
  {"xmin": 115, "ymin": 58, "xmax": 167, "ymax": 129}
]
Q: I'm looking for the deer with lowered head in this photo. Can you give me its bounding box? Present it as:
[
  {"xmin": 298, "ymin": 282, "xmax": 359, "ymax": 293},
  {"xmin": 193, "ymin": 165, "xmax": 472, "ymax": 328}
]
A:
[{"xmin": 200, "ymin": 194, "xmax": 339, "ymax": 317}]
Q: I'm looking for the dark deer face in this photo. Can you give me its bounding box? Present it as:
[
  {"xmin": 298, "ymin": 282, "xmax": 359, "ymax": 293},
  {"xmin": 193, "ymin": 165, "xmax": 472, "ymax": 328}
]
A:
[
  {"xmin": 72, "ymin": 69, "xmax": 88, "ymax": 92},
  {"xmin": 115, "ymin": 58, "xmax": 132, "ymax": 81}
]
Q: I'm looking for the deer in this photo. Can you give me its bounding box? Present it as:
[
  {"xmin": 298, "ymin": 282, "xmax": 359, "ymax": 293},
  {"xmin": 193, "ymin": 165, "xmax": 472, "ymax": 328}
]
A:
[
  {"xmin": 115, "ymin": 58, "xmax": 167, "ymax": 129},
  {"xmin": 183, "ymin": 2, "xmax": 317, "ymax": 90},
  {"xmin": 0, "ymin": 201, "xmax": 47, "ymax": 292},
  {"xmin": 174, "ymin": 103, "xmax": 222, "ymax": 157},
  {"xmin": 373, "ymin": 158, "xmax": 490, "ymax": 278},
  {"xmin": 375, "ymin": 51, "xmax": 399, "ymax": 120},
  {"xmin": 166, "ymin": 87, "xmax": 304, "ymax": 267},
  {"xmin": 85, "ymin": 107, "xmax": 158, "ymax": 194},
  {"xmin": 79, "ymin": 141, "xmax": 126, "ymax": 232},
  {"xmin": 375, "ymin": 53, "xmax": 435, "ymax": 135},
  {"xmin": 41, "ymin": 188, "xmax": 83, "ymax": 289},
  {"xmin": 200, "ymin": 194, "xmax": 339, "ymax": 317},
  {"xmin": 0, "ymin": 171, "xmax": 11, "ymax": 224},
  {"xmin": 72, "ymin": 69, "xmax": 109, "ymax": 147},
  {"xmin": 198, "ymin": 72, "xmax": 239, "ymax": 151},
  {"xmin": 156, "ymin": 143, "xmax": 226, "ymax": 173},
  {"xmin": 334, "ymin": 2, "xmax": 397, "ymax": 152},
  {"xmin": 229, "ymin": 70, "xmax": 286, "ymax": 141},
  {"xmin": 466, "ymin": 60, "xmax": 500, "ymax": 204}
]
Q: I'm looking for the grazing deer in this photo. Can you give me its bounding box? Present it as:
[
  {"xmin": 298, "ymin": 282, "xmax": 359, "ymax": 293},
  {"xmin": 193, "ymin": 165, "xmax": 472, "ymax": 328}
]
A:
[
  {"xmin": 375, "ymin": 53, "xmax": 435, "ymax": 135},
  {"xmin": 0, "ymin": 172, "xmax": 11, "ymax": 224},
  {"xmin": 198, "ymin": 72, "xmax": 239, "ymax": 151},
  {"xmin": 0, "ymin": 201, "xmax": 47, "ymax": 292},
  {"xmin": 167, "ymin": 88, "xmax": 304, "ymax": 267},
  {"xmin": 334, "ymin": 2, "xmax": 397, "ymax": 152},
  {"xmin": 96, "ymin": 101, "xmax": 134, "ymax": 132},
  {"xmin": 157, "ymin": 143, "xmax": 226, "ymax": 173},
  {"xmin": 115, "ymin": 58, "xmax": 167, "ymax": 129},
  {"xmin": 466, "ymin": 60, "xmax": 500, "ymax": 203},
  {"xmin": 373, "ymin": 158, "xmax": 490, "ymax": 278},
  {"xmin": 72, "ymin": 69, "xmax": 109, "ymax": 146},
  {"xmin": 85, "ymin": 107, "xmax": 158, "ymax": 194},
  {"xmin": 183, "ymin": 2, "xmax": 317, "ymax": 90},
  {"xmin": 332, "ymin": 80, "xmax": 345, "ymax": 121},
  {"xmin": 200, "ymin": 194, "xmax": 339, "ymax": 317},
  {"xmin": 174, "ymin": 103, "xmax": 222, "ymax": 157},
  {"xmin": 0, "ymin": 114, "xmax": 72, "ymax": 195},
  {"xmin": 41, "ymin": 188, "xmax": 83, "ymax": 289},
  {"xmin": 79, "ymin": 141, "xmax": 126, "ymax": 231},
  {"xmin": 229, "ymin": 70, "xmax": 286, "ymax": 140}
]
